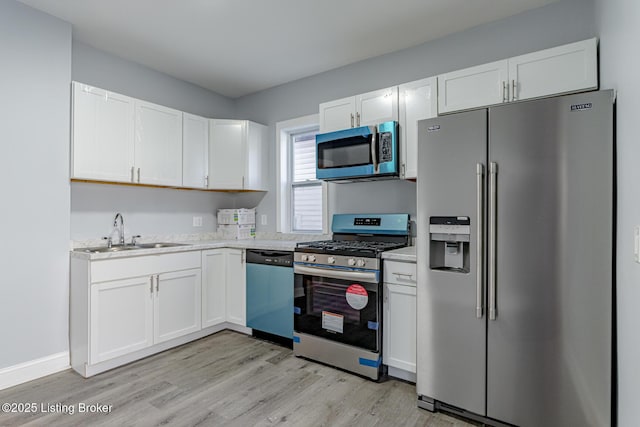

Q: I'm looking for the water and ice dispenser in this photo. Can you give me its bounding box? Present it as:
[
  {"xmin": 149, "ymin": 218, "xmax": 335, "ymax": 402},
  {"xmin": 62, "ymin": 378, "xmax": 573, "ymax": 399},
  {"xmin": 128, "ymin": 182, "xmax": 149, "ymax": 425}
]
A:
[{"xmin": 429, "ymin": 216, "xmax": 470, "ymax": 273}]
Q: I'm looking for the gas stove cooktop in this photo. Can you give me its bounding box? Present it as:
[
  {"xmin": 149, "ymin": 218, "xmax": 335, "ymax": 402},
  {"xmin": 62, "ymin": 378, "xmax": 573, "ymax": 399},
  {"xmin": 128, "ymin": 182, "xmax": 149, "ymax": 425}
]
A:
[
  {"xmin": 295, "ymin": 239, "xmax": 407, "ymax": 257},
  {"xmin": 295, "ymin": 213, "xmax": 411, "ymax": 259}
]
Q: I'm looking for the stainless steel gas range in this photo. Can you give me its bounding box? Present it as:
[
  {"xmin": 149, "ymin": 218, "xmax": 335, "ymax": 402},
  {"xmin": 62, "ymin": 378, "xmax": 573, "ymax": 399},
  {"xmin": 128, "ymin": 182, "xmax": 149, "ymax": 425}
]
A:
[{"xmin": 293, "ymin": 213, "xmax": 410, "ymax": 380}]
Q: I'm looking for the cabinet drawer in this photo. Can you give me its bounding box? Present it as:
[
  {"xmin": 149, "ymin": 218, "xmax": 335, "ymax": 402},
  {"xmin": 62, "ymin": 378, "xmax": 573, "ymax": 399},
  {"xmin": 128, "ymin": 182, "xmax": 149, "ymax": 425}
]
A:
[
  {"xmin": 383, "ymin": 261, "xmax": 416, "ymax": 286},
  {"xmin": 91, "ymin": 251, "xmax": 201, "ymax": 283}
]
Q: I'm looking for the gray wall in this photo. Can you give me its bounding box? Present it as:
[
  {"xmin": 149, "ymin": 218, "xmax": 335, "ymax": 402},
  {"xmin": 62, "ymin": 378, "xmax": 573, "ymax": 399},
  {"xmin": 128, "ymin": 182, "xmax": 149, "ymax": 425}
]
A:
[
  {"xmin": 235, "ymin": 0, "xmax": 597, "ymax": 233},
  {"xmin": 0, "ymin": 1, "xmax": 71, "ymax": 369},
  {"xmin": 596, "ymin": 0, "xmax": 639, "ymax": 424},
  {"xmin": 72, "ymin": 41, "xmax": 235, "ymax": 118},
  {"xmin": 70, "ymin": 43, "xmax": 264, "ymax": 240}
]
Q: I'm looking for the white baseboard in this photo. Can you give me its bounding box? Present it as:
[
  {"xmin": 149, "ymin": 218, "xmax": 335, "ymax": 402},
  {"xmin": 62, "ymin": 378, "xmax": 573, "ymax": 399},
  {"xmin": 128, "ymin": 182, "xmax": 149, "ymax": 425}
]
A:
[
  {"xmin": 388, "ymin": 366, "xmax": 417, "ymax": 383},
  {"xmin": 0, "ymin": 352, "xmax": 70, "ymax": 391}
]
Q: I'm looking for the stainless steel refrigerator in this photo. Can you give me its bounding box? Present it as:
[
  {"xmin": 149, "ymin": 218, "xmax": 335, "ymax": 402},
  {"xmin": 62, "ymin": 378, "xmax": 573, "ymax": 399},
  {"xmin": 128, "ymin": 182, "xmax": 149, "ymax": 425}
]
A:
[{"xmin": 416, "ymin": 90, "xmax": 613, "ymax": 427}]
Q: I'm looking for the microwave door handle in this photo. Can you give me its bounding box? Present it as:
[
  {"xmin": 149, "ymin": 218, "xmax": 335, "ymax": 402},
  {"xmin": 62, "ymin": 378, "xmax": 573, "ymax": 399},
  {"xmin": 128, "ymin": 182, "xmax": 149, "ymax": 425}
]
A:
[{"xmin": 370, "ymin": 126, "xmax": 378, "ymax": 173}]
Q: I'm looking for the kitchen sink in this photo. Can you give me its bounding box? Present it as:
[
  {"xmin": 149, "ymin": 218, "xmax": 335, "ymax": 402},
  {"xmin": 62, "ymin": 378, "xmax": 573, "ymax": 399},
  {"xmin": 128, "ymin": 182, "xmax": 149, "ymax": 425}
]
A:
[
  {"xmin": 134, "ymin": 242, "xmax": 190, "ymax": 249},
  {"xmin": 75, "ymin": 242, "xmax": 190, "ymax": 253},
  {"xmin": 76, "ymin": 245, "xmax": 139, "ymax": 253}
]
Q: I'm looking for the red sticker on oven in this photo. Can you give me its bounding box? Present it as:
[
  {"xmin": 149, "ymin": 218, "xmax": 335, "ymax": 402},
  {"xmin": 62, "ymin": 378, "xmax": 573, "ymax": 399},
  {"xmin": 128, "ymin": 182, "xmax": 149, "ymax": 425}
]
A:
[{"xmin": 346, "ymin": 284, "xmax": 368, "ymax": 310}]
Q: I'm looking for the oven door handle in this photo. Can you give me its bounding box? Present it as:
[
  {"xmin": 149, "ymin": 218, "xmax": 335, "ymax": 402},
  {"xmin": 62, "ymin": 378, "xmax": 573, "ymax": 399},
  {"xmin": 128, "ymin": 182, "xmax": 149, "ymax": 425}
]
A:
[{"xmin": 294, "ymin": 265, "xmax": 379, "ymax": 284}]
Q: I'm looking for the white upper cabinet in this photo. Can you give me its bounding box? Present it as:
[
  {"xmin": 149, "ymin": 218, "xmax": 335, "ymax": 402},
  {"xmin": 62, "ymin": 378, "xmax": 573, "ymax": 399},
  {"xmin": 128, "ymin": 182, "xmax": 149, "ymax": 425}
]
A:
[
  {"xmin": 399, "ymin": 77, "xmax": 437, "ymax": 180},
  {"xmin": 319, "ymin": 86, "xmax": 398, "ymax": 133},
  {"xmin": 134, "ymin": 100, "xmax": 183, "ymax": 186},
  {"xmin": 244, "ymin": 121, "xmax": 268, "ymax": 191},
  {"xmin": 319, "ymin": 96, "xmax": 356, "ymax": 133},
  {"xmin": 208, "ymin": 119, "xmax": 267, "ymax": 191},
  {"xmin": 72, "ymin": 82, "xmax": 135, "ymax": 182},
  {"xmin": 508, "ymin": 38, "xmax": 597, "ymax": 102},
  {"xmin": 208, "ymin": 119, "xmax": 245, "ymax": 189},
  {"xmin": 72, "ymin": 82, "xmax": 183, "ymax": 186},
  {"xmin": 356, "ymin": 87, "xmax": 399, "ymax": 127},
  {"xmin": 182, "ymin": 113, "xmax": 209, "ymax": 188},
  {"xmin": 438, "ymin": 60, "xmax": 508, "ymax": 114},
  {"xmin": 438, "ymin": 38, "xmax": 598, "ymax": 114}
]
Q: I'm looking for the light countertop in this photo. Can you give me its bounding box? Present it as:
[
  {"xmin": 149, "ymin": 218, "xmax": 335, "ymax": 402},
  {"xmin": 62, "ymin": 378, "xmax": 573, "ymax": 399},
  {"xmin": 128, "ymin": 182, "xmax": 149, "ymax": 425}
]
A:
[
  {"xmin": 70, "ymin": 239, "xmax": 307, "ymax": 261},
  {"xmin": 381, "ymin": 245, "xmax": 416, "ymax": 262}
]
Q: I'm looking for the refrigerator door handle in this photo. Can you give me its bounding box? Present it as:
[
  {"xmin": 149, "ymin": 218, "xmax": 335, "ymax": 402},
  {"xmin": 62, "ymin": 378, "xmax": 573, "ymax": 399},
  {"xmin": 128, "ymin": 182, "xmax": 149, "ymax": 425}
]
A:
[
  {"xmin": 489, "ymin": 161, "xmax": 498, "ymax": 320},
  {"xmin": 476, "ymin": 163, "xmax": 485, "ymax": 319}
]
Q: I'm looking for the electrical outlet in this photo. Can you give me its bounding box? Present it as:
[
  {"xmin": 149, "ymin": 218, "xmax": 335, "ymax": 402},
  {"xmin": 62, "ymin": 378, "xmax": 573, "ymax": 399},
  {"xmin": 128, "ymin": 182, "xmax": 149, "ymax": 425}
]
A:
[
  {"xmin": 193, "ymin": 216, "xmax": 203, "ymax": 227},
  {"xmin": 261, "ymin": 214, "xmax": 267, "ymax": 225}
]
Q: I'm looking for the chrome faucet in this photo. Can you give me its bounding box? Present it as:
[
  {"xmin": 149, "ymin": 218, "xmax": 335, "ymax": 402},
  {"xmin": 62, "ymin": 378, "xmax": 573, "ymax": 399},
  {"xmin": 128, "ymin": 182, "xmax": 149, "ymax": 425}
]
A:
[{"xmin": 113, "ymin": 213, "xmax": 125, "ymax": 246}]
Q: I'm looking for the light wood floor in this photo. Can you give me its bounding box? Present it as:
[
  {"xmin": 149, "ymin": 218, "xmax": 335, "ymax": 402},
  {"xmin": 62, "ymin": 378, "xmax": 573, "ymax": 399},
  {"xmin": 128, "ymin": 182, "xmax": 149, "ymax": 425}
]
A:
[{"xmin": 0, "ymin": 331, "xmax": 476, "ymax": 426}]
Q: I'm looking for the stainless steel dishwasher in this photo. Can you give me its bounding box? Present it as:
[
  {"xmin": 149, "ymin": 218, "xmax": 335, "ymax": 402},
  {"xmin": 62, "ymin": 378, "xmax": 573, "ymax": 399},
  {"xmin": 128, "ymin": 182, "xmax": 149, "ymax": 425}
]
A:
[{"xmin": 245, "ymin": 250, "xmax": 294, "ymax": 345}]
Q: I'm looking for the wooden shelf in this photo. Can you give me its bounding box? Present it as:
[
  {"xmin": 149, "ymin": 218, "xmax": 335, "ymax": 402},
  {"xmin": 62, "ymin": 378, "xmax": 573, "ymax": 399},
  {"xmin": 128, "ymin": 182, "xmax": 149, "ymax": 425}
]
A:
[{"xmin": 70, "ymin": 178, "xmax": 265, "ymax": 193}]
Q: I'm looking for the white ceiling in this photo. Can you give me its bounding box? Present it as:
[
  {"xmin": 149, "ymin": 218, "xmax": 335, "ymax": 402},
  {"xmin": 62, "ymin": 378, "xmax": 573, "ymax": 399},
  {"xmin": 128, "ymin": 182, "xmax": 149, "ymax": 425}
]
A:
[{"xmin": 19, "ymin": 0, "xmax": 558, "ymax": 98}]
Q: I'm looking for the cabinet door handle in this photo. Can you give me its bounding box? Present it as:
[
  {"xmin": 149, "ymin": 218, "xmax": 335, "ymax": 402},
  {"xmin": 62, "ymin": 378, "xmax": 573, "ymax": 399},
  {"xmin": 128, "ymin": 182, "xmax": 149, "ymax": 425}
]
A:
[
  {"xmin": 401, "ymin": 163, "xmax": 406, "ymax": 179},
  {"xmin": 149, "ymin": 276, "xmax": 154, "ymax": 295},
  {"xmin": 502, "ymin": 81, "xmax": 507, "ymax": 102},
  {"xmin": 131, "ymin": 166, "xmax": 135, "ymax": 183},
  {"xmin": 137, "ymin": 168, "xmax": 141, "ymax": 183},
  {"xmin": 350, "ymin": 113, "xmax": 354, "ymax": 128},
  {"xmin": 242, "ymin": 176, "xmax": 245, "ymax": 189},
  {"xmin": 156, "ymin": 274, "xmax": 160, "ymax": 292},
  {"xmin": 393, "ymin": 272, "xmax": 413, "ymax": 278},
  {"xmin": 512, "ymin": 80, "xmax": 517, "ymax": 101},
  {"xmin": 356, "ymin": 112, "xmax": 361, "ymax": 127},
  {"xmin": 204, "ymin": 175, "xmax": 209, "ymax": 188}
]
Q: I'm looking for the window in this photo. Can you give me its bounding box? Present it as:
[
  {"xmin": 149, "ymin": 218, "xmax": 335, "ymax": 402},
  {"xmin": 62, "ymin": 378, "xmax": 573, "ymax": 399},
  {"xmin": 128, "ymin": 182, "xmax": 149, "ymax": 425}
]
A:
[
  {"xmin": 291, "ymin": 130, "xmax": 322, "ymax": 232},
  {"xmin": 276, "ymin": 114, "xmax": 327, "ymax": 234}
]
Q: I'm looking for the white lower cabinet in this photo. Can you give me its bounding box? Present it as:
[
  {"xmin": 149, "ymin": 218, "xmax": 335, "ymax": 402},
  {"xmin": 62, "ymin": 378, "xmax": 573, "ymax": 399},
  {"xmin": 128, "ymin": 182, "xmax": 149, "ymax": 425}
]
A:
[
  {"xmin": 89, "ymin": 269, "xmax": 200, "ymax": 365},
  {"xmin": 383, "ymin": 260, "xmax": 417, "ymax": 382},
  {"xmin": 202, "ymin": 249, "xmax": 227, "ymax": 328},
  {"xmin": 201, "ymin": 248, "xmax": 247, "ymax": 329},
  {"xmin": 226, "ymin": 249, "xmax": 246, "ymax": 326},
  {"xmin": 71, "ymin": 251, "xmax": 202, "ymax": 377},
  {"xmin": 72, "ymin": 248, "xmax": 249, "ymax": 377},
  {"xmin": 154, "ymin": 269, "xmax": 202, "ymax": 344},
  {"xmin": 90, "ymin": 276, "xmax": 154, "ymax": 364}
]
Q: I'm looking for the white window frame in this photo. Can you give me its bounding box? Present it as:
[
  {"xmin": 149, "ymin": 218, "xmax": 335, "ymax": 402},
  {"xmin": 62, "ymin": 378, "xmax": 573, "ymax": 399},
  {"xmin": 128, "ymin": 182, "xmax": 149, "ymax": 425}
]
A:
[{"xmin": 276, "ymin": 113, "xmax": 328, "ymax": 234}]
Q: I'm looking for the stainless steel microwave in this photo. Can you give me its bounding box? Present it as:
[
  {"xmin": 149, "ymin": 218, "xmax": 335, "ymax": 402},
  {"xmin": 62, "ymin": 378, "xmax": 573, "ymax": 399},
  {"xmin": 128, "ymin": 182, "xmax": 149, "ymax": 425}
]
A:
[{"xmin": 315, "ymin": 121, "xmax": 399, "ymax": 181}]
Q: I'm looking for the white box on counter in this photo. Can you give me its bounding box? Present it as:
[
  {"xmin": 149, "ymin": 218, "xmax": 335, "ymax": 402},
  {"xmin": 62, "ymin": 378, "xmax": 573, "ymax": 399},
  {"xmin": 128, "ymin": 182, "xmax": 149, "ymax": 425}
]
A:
[
  {"xmin": 217, "ymin": 224, "xmax": 256, "ymax": 240},
  {"xmin": 217, "ymin": 208, "xmax": 256, "ymax": 225}
]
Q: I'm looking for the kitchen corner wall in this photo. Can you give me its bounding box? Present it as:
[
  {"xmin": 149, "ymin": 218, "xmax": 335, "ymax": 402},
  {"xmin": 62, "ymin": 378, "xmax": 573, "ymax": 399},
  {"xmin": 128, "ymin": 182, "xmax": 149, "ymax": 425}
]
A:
[
  {"xmin": 235, "ymin": 0, "xmax": 596, "ymax": 234},
  {"xmin": 0, "ymin": 1, "xmax": 71, "ymax": 369},
  {"xmin": 70, "ymin": 42, "xmax": 265, "ymax": 240},
  {"xmin": 596, "ymin": 0, "xmax": 640, "ymax": 424}
]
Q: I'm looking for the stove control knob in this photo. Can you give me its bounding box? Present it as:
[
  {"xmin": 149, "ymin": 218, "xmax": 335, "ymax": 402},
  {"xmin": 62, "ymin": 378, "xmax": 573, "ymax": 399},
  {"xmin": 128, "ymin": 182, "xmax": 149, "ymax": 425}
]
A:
[
  {"xmin": 308, "ymin": 255, "xmax": 316, "ymax": 262},
  {"xmin": 356, "ymin": 259, "xmax": 366, "ymax": 267},
  {"xmin": 327, "ymin": 256, "xmax": 336, "ymax": 264},
  {"xmin": 301, "ymin": 254, "xmax": 308, "ymax": 262},
  {"xmin": 348, "ymin": 258, "xmax": 356, "ymax": 266}
]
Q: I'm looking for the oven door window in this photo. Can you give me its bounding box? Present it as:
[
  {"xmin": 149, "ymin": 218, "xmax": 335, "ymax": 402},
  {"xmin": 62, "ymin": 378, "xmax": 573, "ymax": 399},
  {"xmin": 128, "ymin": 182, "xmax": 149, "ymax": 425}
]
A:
[
  {"xmin": 317, "ymin": 135, "xmax": 372, "ymax": 169},
  {"xmin": 294, "ymin": 273, "xmax": 379, "ymax": 351}
]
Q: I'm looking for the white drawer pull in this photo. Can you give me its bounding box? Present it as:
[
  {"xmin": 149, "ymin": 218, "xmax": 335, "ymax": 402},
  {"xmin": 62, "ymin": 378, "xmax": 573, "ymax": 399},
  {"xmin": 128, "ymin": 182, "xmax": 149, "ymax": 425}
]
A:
[{"xmin": 393, "ymin": 272, "xmax": 414, "ymax": 278}]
